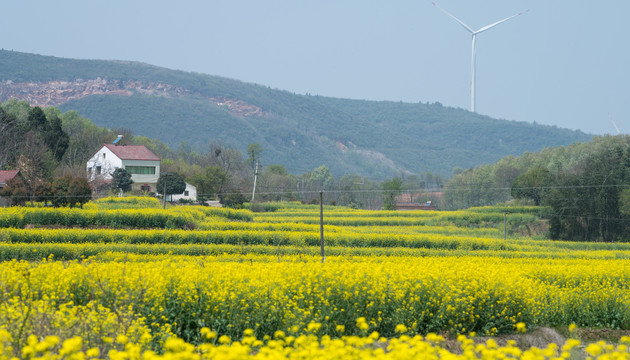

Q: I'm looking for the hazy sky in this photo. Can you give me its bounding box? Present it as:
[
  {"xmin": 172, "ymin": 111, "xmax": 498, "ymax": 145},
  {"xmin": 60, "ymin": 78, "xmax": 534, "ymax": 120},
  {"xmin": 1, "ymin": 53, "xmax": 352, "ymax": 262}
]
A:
[{"xmin": 2, "ymin": 1, "xmax": 628, "ymax": 135}]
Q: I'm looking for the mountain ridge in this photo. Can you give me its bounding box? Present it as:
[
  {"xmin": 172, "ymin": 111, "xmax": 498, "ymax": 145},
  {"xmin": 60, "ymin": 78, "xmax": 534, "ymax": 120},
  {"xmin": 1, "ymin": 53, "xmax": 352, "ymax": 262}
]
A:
[{"xmin": 0, "ymin": 49, "xmax": 592, "ymax": 179}]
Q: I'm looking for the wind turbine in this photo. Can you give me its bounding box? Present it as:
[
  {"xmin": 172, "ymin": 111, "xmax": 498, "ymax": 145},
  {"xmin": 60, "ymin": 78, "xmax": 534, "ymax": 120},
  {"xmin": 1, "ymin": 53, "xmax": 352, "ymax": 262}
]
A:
[
  {"xmin": 611, "ymin": 119, "xmax": 621, "ymax": 134},
  {"xmin": 432, "ymin": 2, "xmax": 527, "ymax": 112}
]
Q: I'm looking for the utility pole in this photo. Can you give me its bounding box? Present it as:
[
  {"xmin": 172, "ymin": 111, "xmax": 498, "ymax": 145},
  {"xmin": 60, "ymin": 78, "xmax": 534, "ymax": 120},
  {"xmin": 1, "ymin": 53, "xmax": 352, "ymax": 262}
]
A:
[
  {"xmin": 251, "ymin": 161, "xmax": 259, "ymax": 202},
  {"xmin": 163, "ymin": 178, "xmax": 167, "ymax": 209},
  {"xmin": 504, "ymin": 210, "xmax": 509, "ymax": 240},
  {"xmin": 320, "ymin": 191, "xmax": 325, "ymax": 263}
]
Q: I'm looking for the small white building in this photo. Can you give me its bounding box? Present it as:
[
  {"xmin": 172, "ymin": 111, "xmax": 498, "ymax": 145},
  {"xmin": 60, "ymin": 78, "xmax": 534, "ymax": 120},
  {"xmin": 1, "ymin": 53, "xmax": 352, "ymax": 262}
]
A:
[
  {"xmin": 87, "ymin": 144, "xmax": 161, "ymax": 193},
  {"xmin": 167, "ymin": 182, "xmax": 197, "ymax": 202}
]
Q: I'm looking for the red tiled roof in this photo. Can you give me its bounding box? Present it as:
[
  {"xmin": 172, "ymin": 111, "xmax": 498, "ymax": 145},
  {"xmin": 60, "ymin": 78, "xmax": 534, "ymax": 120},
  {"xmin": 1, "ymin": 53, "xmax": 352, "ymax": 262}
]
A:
[
  {"xmin": 101, "ymin": 144, "xmax": 160, "ymax": 161},
  {"xmin": 0, "ymin": 170, "xmax": 19, "ymax": 184}
]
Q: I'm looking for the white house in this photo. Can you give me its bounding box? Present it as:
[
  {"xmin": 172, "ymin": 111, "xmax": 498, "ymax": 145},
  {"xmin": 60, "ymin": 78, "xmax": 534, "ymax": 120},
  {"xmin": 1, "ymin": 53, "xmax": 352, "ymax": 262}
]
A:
[
  {"xmin": 168, "ymin": 182, "xmax": 197, "ymax": 202},
  {"xmin": 87, "ymin": 144, "xmax": 161, "ymax": 193}
]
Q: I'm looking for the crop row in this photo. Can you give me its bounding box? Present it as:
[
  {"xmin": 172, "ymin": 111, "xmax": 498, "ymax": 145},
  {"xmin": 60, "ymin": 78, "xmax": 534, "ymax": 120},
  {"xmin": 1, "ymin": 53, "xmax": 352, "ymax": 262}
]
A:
[
  {"xmin": 0, "ymin": 206, "xmax": 253, "ymax": 228},
  {"xmin": 2, "ymin": 254, "xmax": 630, "ymax": 349},
  {"xmin": 3, "ymin": 327, "xmax": 628, "ymax": 359},
  {"xmin": 0, "ymin": 227, "xmax": 510, "ymax": 251},
  {"xmin": 0, "ymin": 207, "xmax": 199, "ymax": 229},
  {"xmin": 254, "ymin": 212, "xmax": 538, "ymax": 227}
]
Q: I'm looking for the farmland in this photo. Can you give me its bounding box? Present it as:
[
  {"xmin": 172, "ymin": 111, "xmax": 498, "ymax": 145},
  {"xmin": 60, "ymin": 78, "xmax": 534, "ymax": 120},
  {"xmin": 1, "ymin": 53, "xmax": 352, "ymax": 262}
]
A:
[{"xmin": 1, "ymin": 197, "xmax": 630, "ymax": 359}]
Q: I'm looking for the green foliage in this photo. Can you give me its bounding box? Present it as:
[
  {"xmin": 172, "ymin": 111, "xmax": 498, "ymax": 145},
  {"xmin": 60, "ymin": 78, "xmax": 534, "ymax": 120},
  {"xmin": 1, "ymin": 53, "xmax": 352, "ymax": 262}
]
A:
[
  {"xmin": 34, "ymin": 182, "xmax": 53, "ymax": 205},
  {"xmin": 442, "ymin": 134, "xmax": 630, "ymax": 242},
  {"xmin": 621, "ymin": 189, "xmax": 630, "ymax": 217},
  {"xmin": 220, "ymin": 190, "xmax": 247, "ymax": 208},
  {"xmin": 0, "ymin": 176, "xmax": 29, "ymax": 206},
  {"xmin": 67, "ymin": 177, "xmax": 92, "ymax": 208},
  {"xmin": 246, "ymin": 143, "xmax": 263, "ymax": 169},
  {"xmin": 511, "ymin": 167, "xmax": 553, "ymax": 205},
  {"xmin": 0, "ymin": 103, "xmax": 70, "ymax": 185},
  {"xmin": 544, "ymin": 137, "xmax": 630, "ymax": 241},
  {"xmin": 156, "ymin": 172, "xmax": 186, "ymax": 199},
  {"xmin": 187, "ymin": 166, "xmax": 227, "ymax": 202},
  {"xmin": 382, "ymin": 177, "xmax": 403, "ymax": 210},
  {"xmin": 309, "ymin": 165, "xmax": 333, "ymax": 188},
  {"xmin": 111, "ymin": 168, "xmax": 134, "ymax": 193},
  {"xmin": 51, "ymin": 176, "xmax": 72, "ymax": 207}
]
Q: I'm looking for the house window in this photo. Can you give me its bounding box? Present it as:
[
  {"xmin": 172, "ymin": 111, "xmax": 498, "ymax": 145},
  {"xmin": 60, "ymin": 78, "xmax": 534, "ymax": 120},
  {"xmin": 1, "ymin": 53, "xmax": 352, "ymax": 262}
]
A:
[
  {"xmin": 184, "ymin": 190, "xmax": 189, "ymax": 196},
  {"xmin": 141, "ymin": 185, "xmax": 151, "ymax": 192},
  {"xmin": 126, "ymin": 166, "xmax": 156, "ymax": 175},
  {"xmin": 103, "ymin": 153, "xmax": 106, "ymax": 159},
  {"xmin": 96, "ymin": 166, "xmax": 102, "ymax": 175}
]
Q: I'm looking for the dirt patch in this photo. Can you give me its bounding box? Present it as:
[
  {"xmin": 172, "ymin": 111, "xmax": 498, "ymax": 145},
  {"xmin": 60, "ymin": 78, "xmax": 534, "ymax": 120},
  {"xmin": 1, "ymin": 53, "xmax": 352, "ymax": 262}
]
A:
[
  {"xmin": 440, "ymin": 326, "xmax": 630, "ymax": 353},
  {"xmin": 439, "ymin": 327, "xmax": 565, "ymax": 352},
  {"xmin": 570, "ymin": 328, "xmax": 630, "ymax": 344}
]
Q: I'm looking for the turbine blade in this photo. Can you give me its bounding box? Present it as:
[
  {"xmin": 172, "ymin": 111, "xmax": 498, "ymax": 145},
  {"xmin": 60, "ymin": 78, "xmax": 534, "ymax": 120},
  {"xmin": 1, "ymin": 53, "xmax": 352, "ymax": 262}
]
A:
[
  {"xmin": 432, "ymin": 2, "xmax": 474, "ymax": 33},
  {"xmin": 611, "ymin": 119, "xmax": 621, "ymax": 134},
  {"xmin": 476, "ymin": 10, "xmax": 528, "ymax": 34}
]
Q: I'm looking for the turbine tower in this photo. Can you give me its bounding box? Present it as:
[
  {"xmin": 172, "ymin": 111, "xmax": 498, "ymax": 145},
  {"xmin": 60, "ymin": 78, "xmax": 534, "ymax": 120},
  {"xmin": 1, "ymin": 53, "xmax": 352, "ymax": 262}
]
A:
[{"xmin": 432, "ymin": 2, "xmax": 527, "ymax": 112}]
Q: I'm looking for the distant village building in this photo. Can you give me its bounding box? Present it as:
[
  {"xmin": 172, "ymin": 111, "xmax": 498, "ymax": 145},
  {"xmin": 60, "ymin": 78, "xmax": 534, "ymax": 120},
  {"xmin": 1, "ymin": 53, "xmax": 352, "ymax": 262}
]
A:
[
  {"xmin": 86, "ymin": 143, "xmax": 197, "ymax": 201},
  {"xmin": 395, "ymin": 192, "xmax": 442, "ymax": 211},
  {"xmin": 167, "ymin": 183, "xmax": 197, "ymax": 203},
  {"xmin": 0, "ymin": 170, "xmax": 21, "ymax": 207},
  {"xmin": 0, "ymin": 170, "xmax": 20, "ymax": 191},
  {"xmin": 87, "ymin": 144, "xmax": 161, "ymax": 193}
]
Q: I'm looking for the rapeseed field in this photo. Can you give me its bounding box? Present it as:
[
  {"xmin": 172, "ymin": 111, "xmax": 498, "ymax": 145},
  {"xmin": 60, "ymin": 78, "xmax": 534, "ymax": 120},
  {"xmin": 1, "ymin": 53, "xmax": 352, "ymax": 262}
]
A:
[{"xmin": 0, "ymin": 198, "xmax": 629, "ymax": 359}]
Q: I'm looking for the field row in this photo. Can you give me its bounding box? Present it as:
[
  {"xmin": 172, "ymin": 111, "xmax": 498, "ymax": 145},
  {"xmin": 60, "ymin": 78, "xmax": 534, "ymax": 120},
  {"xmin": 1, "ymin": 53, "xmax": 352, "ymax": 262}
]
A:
[
  {"xmin": 2, "ymin": 254, "xmax": 630, "ymax": 346},
  {"xmin": 4, "ymin": 328, "xmax": 629, "ymax": 360}
]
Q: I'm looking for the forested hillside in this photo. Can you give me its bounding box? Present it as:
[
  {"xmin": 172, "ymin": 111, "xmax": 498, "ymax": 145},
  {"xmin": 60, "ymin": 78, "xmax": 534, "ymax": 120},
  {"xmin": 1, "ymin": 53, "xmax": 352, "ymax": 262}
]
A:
[
  {"xmin": 442, "ymin": 134, "xmax": 630, "ymax": 241},
  {"xmin": 0, "ymin": 50, "xmax": 592, "ymax": 179}
]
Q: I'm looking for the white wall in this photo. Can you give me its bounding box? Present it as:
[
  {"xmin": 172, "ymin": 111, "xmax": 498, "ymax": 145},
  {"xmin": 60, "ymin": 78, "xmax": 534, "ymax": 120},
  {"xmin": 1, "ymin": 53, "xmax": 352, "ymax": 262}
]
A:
[
  {"xmin": 86, "ymin": 146, "xmax": 123, "ymax": 181},
  {"xmin": 169, "ymin": 183, "xmax": 197, "ymax": 202}
]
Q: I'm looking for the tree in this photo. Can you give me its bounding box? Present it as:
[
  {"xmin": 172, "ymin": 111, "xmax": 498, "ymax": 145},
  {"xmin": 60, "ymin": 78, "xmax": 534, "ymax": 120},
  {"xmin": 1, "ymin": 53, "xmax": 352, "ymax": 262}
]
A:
[
  {"xmin": 220, "ymin": 189, "xmax": 247, "ymax": 208},
  {"xmin": 111, "ymin": 168, "xmax": 134, "ymax": 195},
  {"xmin": 511, "ymin": 167, "xmax": 553, "ymax": 205},
  {"xmin": 246, "ymin": 143, "xmax": 263, "ymax": 169},
  {"xmin": 258, "ymin": 165, "xmax": 296, "ymax": 201},
  {"xmin": 0, "ymin": 176, "xmax": 29, "ymax": 206},
  {"xmin": 309, "ymin": 165, "xmax": 333, "ymax": 189},
  {"xmin": 620, "ymin": 188, "xmax": 630, "ymax": 218},
  {"xmin": 68, "ymin": 177, "xmax": 92, "ymax": 208},
  {"xmin": 188, "ymin": 166, "xmax": 227, "ymax": 202},
  {"xmin": 27, "ymin": 106, "xmax": 48, "ymax": 132},
  {"xmin": 34, "ymin": 181, "xmax": 53, "ymax": 206},
  {"xmin": 157, "ymin": 172, "xmax": 187, "ymax": 203},
  {"xmin": 51, "ymin": 175, "xmax": 72, "ymax": 207},
  {"xmin": 0, "ymin": 108, "xmax": 20, "ymax": 169},
  {"xmin": 382, "ymin": 177, "xmax": 403, "ymax": 210},
  {"xmin": 545, "ymin": 140, "xmax": 630, "ymax": 241},
  {"xmin": 42, "ymin": 111, "xmax": 69, "ymax": 162}
]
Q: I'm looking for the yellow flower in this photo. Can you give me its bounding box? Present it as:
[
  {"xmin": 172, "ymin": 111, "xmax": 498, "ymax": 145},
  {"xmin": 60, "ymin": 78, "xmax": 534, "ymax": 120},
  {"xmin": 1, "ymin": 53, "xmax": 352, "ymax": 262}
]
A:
[
  {"xmin": 86, "ymin": 347, "xmax": 100, "ymax": 358},
  {"xmin": 585, "ymin": 343, "xmax": 602, "ymax": 356},
  {"xmin": 395, "ymin": 324, "xmax": 408, "ymax": 334},
  {"xmin": 307, "ymin": 322, "xmax": 322, "ymax": 332},
  {"xmin": 218, "ymin": 335, "xmax": 231, "ymax": 344}
]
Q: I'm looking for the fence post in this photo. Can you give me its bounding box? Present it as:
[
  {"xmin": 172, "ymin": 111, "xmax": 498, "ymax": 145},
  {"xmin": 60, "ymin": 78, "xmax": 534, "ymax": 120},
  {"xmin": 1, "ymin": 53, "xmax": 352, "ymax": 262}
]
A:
[{"xmin": 320, "ymin": 191, "xmax": 325, "ymax": 263}]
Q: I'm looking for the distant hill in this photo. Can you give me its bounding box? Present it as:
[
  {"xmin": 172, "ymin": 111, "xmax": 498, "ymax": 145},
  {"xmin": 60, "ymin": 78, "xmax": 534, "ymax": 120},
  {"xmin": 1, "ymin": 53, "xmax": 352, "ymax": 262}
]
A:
[{"xmin": 0, "ymin": 50, "xmax": 592, "ymax": 179}]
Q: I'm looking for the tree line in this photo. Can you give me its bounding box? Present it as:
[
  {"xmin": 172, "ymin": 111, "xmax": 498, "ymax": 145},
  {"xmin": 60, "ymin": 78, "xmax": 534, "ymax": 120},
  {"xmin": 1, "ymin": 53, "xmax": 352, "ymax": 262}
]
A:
[
  {"xmin": 442, "ymin": 135, "xmax": 630, "ymax": 242},
  {"xmin": 1, "ymin": 100, "xmax": 444, "ymax": 209}
]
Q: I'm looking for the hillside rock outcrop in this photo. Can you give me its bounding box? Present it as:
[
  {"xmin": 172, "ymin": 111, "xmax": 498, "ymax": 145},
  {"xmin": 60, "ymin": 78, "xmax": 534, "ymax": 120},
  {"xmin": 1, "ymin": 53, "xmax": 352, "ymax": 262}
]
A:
[{"xmin": 0, "ymin": 79, "xmax": 265, "ymax": 118}]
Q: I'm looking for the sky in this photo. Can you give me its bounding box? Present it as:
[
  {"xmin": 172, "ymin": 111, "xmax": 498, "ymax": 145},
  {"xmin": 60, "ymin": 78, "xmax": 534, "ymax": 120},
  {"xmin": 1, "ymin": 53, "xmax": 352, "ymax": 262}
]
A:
[{"xmin": 1, "ymin": 0, "xmax": 628, "ymax": 135}]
